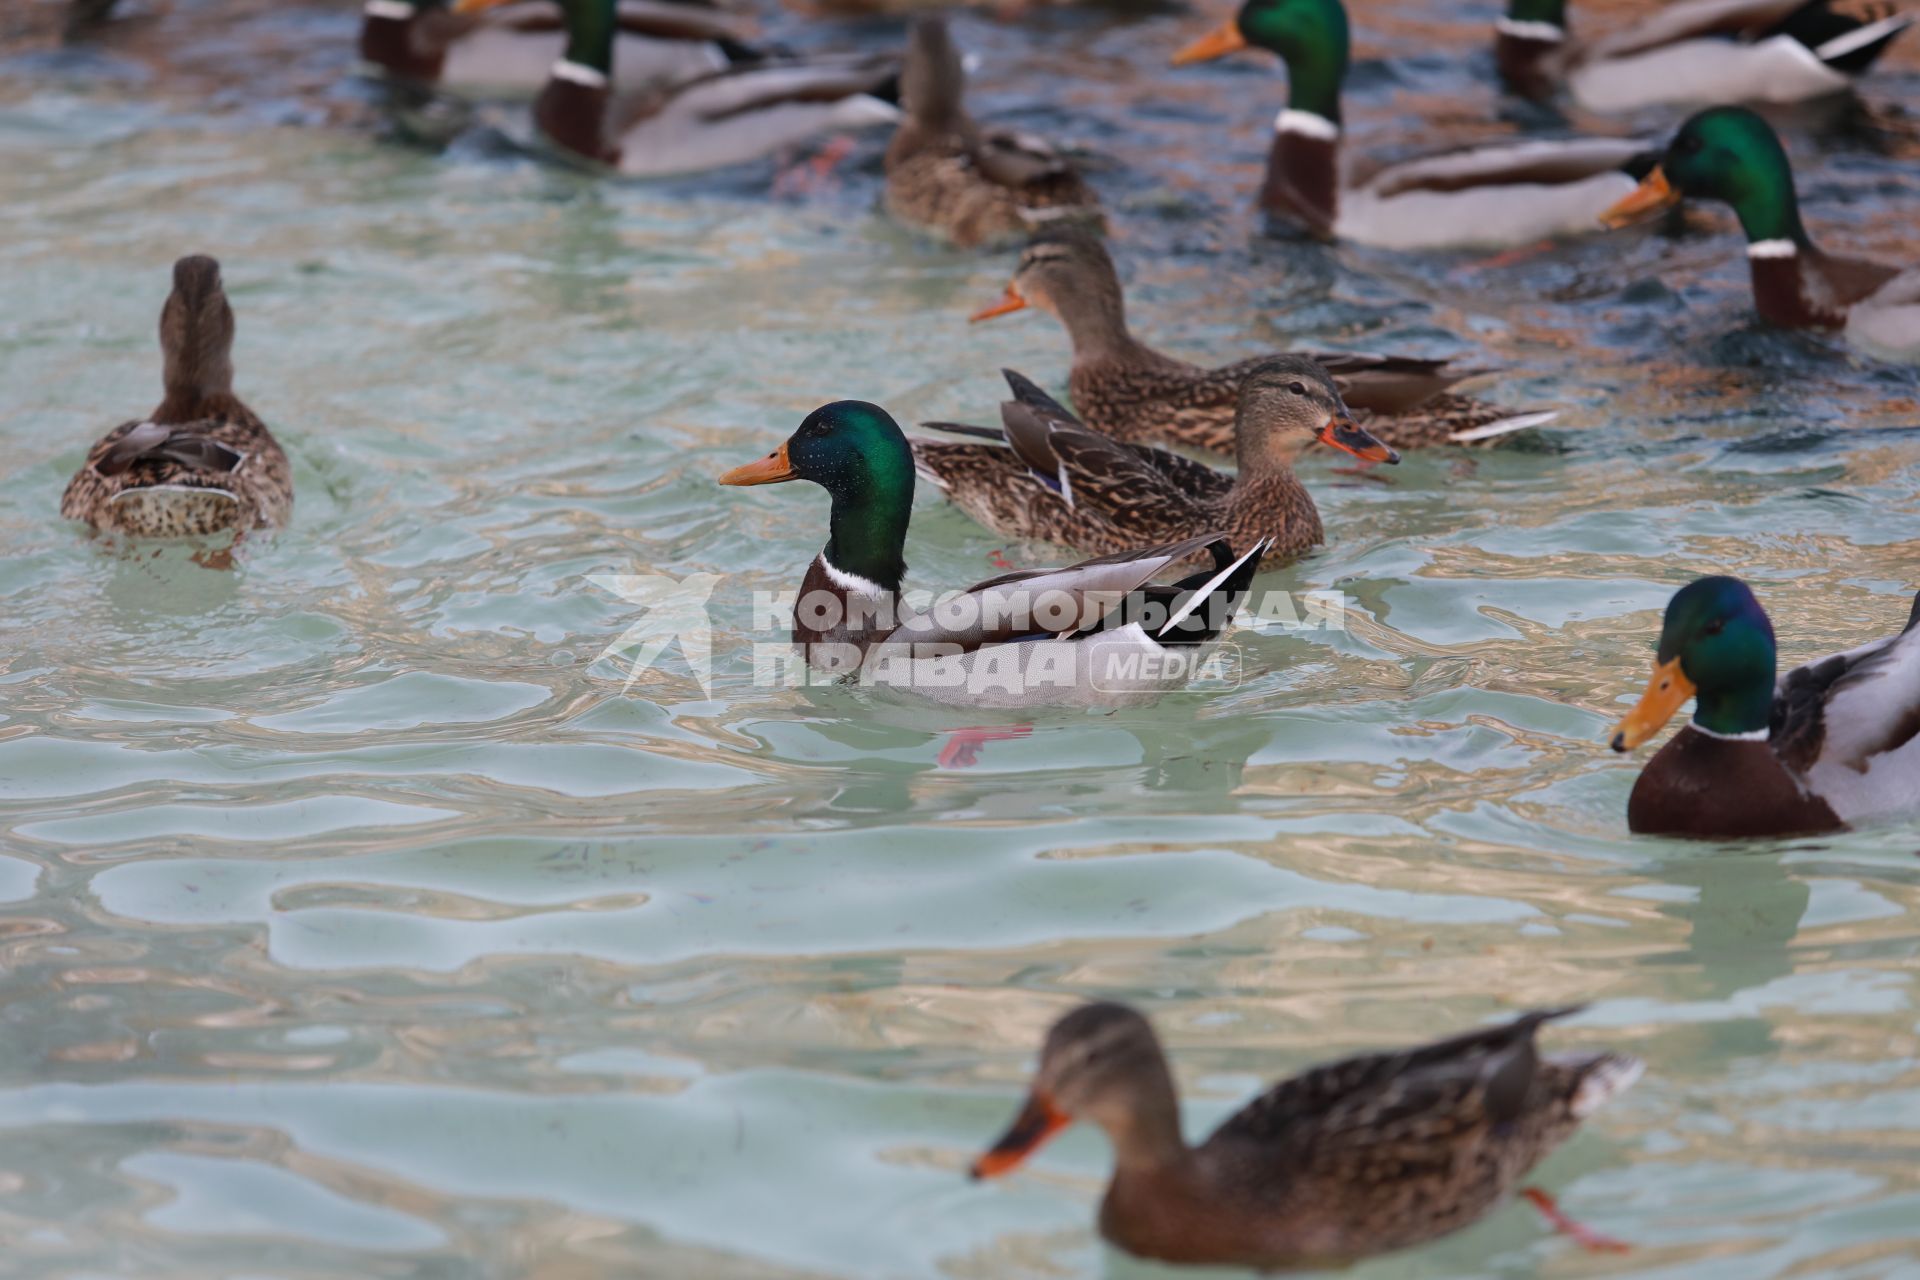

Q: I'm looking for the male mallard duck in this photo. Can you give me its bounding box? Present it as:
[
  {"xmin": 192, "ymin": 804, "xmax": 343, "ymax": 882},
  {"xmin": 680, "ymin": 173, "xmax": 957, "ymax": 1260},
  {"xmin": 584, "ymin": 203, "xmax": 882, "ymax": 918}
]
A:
[
  {"xmin": 883, "ymin": 17, "xmax": 1099, "ymax": 249},
  {"xmin": 1171, "ymin": 0, "xmax": 1653, "ymax": 249},
  {"xmin": 969, "ymin": 229, "xmax": 1555, "ymax": 452},
  {"xmin": 914, "ymin": 359, "xmax": 1395, "ymax": 567},
  {"xmin": 455, "ymin": 0, "xmax": 899, "ymax": 177},
  {"xmin": 1496, "ymin": 0, "xmax": 1910, "ymax": 111},
  {"xmin": 718, "ymin": 401, "xmax": 1263, "ymax": 708},
  {"xmin": 1601, "ymin": 107, "xmax": 1920, "ymax": 356},
  {"xmin": 61, "ymin": 256, "xmax": 292, "ymax": 542},
  {"xmin": 1609, "ymin": 575, "xmax": 1920, "ymax": 838},
  {"xmin": 360, "ymin": 0, "xmax": 759, "ymax": 96},
  {"xmin": 972, "ymin": 1001, "xmax": 1642, "ymax": 1268}
]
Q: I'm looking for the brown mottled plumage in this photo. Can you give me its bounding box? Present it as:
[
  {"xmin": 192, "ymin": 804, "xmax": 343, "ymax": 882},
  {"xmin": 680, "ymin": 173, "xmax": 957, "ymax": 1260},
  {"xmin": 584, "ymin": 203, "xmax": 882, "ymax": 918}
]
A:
[
  {"xmin": 972, "ymin": 230, "xmax": 1551, "ymax": 454},
  {"xmin": 883, "ymin": 17, "xmax": 1099, "ymax": 249},
  {"xmin": 61, "ymin": 256, "xmax": 291, "ymax": 540},
  {"xmin": 972, "ymin": 1001, "xmax": 1642, "ymax": 1271},
  {"xmin": 914, "ymin": 358, "xmax": 1396, "ymax": 568}
]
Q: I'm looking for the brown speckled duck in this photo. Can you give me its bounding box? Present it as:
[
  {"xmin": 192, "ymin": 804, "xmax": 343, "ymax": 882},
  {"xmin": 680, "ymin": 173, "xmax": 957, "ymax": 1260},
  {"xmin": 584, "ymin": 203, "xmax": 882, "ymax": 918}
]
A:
[
  {"xmin": 61, "ymin": 256, "xmax": 292, "ymax": 542},
  {"xmin": 973, "ymin": 1001, "xmax": 1643, "ymax": 1270},
  {"xmin": 971, "ymin": 230, "xmax": 1555, "ymax": 455},
  {"xmin": 883, "ymin": 16, "xmax": 1099, "ymax": 249},
  {"xmin": 915, "ymin": 358, "xmax": 1395, "ymax": 568},
  {"xmin": 1609, "ymin": 575, "xmax": 1920, "ymax": 839}
]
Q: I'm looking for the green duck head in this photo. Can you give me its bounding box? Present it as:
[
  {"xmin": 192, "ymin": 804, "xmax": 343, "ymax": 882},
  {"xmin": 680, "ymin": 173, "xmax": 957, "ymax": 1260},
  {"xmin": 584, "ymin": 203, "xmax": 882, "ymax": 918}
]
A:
[
  {"xmin": 719, "ymin": 401, "xmax": 915, "ymax": 592},
  {"xmin": 1612, "ymin": 575, "xmax": 1777, "ymax": 752},
  {"xmin": 1172, "ymin": 0, "xmax": 1350, "ymax": 125},
  {"xmin": 1601, "ymin": 107, "xmax": 1809, "ymax": 247}
]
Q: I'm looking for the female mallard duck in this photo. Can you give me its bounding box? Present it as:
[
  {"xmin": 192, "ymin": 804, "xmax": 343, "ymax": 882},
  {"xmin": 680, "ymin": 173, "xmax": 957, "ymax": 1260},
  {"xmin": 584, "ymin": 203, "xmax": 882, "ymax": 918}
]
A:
[
  {"xmin": 1601, "ymin": 107, "xmax": 1920, "ymax": 356},
  {"xmin": 61, "ymin": 256, "xmax": 292, "ymax": 541},
  {"xmin": 883, "ymin": 17, "xmax": 1099, "ymax": 249},
  {"xmin": 360, "ymin": 0, "xmax": 759, "ymax": 96},
  {"xmin": 1496, "ymin": 0, "xmax": 1910, "ymax": 112},
  {"xmin": 969, "ymin": 229, "xmax": 1555, "ymax": 453},
  {"xmin": 1171, "ymin": 0, "xmax": 1653, "ymax": 249},
  {"xmin": 1609, "ymin": 575, "xmax": 1920, "ymax": 838},
  {"xmin": 718, "ymin": 401, "xmax": 1264, "ymax": 708},
  {"xmin": 914, "ymin": 359, "xmax": 1396, "ymax": 568},
  {"xmin": 972, "ymin": 1001, "xmax": 1642, "ymax": 1268},
  {"xmin": 455, "ymin": 0, "xmax": 899, "ymax": 177}
]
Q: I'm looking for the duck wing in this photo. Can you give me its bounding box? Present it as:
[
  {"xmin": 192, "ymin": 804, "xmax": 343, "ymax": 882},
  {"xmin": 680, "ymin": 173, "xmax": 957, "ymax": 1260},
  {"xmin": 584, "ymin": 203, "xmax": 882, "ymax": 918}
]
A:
[
  {"xmin": 996, "ymin": 370, "xmax": 1229, "ymax": 510},
  {"xmin": 1205, "ymin": 1006, "xmax": 1587, "ymax": 1156},
  {"xmin": 1362, "ymin": 136, "xmax": 1650, "ymax": 200},
  {"xmin": 1587, "ymin": 0, "xmax": 1814, "ymax": 59},
  {"xmin": 1772, "ymin": 598, "xmax": 1920, "ymax": 780},
  {"xmin": 93, "ymin": 420, "xmax": 247, "ymax": 477}
]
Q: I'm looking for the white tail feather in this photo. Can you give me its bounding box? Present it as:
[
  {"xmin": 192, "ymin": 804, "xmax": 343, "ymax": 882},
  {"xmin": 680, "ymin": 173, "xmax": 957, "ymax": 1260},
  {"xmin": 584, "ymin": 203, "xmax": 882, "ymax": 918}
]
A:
[{"xmin": 1449, "ymin": 409, "xmax": 1559, "ymax": 444}]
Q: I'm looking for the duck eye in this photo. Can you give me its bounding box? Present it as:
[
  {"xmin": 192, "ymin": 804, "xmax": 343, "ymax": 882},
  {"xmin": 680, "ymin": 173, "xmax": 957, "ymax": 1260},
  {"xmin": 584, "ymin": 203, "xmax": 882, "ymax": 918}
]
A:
[
  {"xmin": 1704, "ymin": 618, "xmax": 1725, "ymax": 636},
  {"xmin": 1288, "ymin": 381, "xmax": 1307, "ymax": 396}
]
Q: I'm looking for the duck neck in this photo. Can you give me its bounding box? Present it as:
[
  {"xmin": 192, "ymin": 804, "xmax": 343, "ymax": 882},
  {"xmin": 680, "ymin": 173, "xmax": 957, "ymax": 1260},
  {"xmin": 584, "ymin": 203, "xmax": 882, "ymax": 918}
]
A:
[
  {"xmin": 359, "ymin": 0, "xmax": 446, "ymax": 81},
  {"xmin": 538, "ymin": 0, "xmax": 616, "ymax": 162},
  {"xmin": 1691, "ymin": 670, "xmax": 1775, "ymax": 739},
  {"xmin": 1053, "ymin": 281, "xmax": 1142, "ymax": 366},
  {"xmin": 156, "ymin": 329, "xmax": 238, "ymax": 425},
  {"xmin": 1226, "ymin": 454, "xmax": 1321, "ymax": 548},
  {"xmin": 823, "ymin": 483, "xmax": 911, "ymax": 597},
  {"xmin": 1494, "ymin": 0, "xmax": 1566, "ymax": 100},
  {"xmin": 1724, "ymin": 140, "xmax": 1811, "ymax": 252}
]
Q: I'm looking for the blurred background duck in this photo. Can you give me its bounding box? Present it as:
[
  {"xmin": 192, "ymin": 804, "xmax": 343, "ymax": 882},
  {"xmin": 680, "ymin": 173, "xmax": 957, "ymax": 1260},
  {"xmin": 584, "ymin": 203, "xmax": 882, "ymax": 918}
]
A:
[
  {"xmin": 458, "ymin": 0, "xmax": 898, "ymax": 176},
  {"xmin": 719, "ymin": 401, "xmax": 1263, "ymax": 708},
  {"xmin": 972, "ymin": 1002, "xmax": 1642, "ymax": 1268},
  {"xmin": 970, "ymin": 230, "xmax": 1554, "ymax": 452},
  {"xmin": 360, "ymin": 0, "xmax": 762, "ymax": 96},
  {"xmin": 1171, "ymin": 0, "xmax": 1655, "ymax": 249},
  {"xmin": 1602, "ymin": 106, "xmax": 1920, "ymax": 356},
  {"xmin": 883, "ymin": 16, "xmax": 1099, "ymax": 249},
  {"xmin": 1609, "ymin": 575, "xmax": 1920, "ymax": 838},
  {"xmin": 915, "ymin": 360, "xmax": 1395, "ymax": 567},
  {"xmin": 61, "ymin": 256, "xmax": 292, "ymax": 543},
  {"xmin": 1495, "ymin": 0, "xmax": 1911, "ymax": 112}
]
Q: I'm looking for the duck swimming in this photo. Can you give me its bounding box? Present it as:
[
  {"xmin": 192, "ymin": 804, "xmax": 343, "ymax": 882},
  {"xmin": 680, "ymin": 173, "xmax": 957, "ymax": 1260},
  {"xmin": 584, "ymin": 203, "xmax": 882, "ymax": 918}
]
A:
[
  {"xmin": 1610, "ymin": 575, "xmax": 1920, "ymax": 838},
  {"xmin": 61, "ymin": 256, "xmax": 292, "ymax": 543},
  {"xmin": 973, "ymin": 1001, "xmax": 1642, "ymax": 1269}
]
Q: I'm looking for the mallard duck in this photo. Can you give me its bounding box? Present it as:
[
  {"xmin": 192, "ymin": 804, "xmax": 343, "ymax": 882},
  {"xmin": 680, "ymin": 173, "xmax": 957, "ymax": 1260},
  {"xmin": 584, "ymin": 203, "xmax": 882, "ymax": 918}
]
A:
[
  {"xmin": 1601, "ymin": 106, "xmax": 1920, "ymax": 356},
  {"xmin": 454, "ymin": 0, "xmax": 899, "ymax": 176},
  {"xmin": 1171, "ymin": 0, "xmax": 1654, "ymax": 249},
  {"xmin": 972, "ymin": 1001, "xmax": 1642, "ymax": 1268},
  {"xmin": 1496, "ymin": 0, "xmax": 1911, "ymax": 111},
  {"xmin": 718, "ymin": 401, "xmax": 1264, "ymax": 708},
  {"xmin": 883, "ymin": 16, "xmax": 1099, "ymax": 249},
  {"xmin": 969, "ymin": 229, "xmax": 1556, "ymax": 452},
  {"xmin": 1609, "ymin": 575, "xmax": 1920, "ymax": 838},
  {"xmin": 61, "ymin": 256, "xmax": 292, "ymax": 541},
  {"xmin": 914, "ymin": 359, "xmax": 1395, "ymax": 567},
  {"xmin": 360, "ymin": 0, "xmax": 758, "ymax": 96}
]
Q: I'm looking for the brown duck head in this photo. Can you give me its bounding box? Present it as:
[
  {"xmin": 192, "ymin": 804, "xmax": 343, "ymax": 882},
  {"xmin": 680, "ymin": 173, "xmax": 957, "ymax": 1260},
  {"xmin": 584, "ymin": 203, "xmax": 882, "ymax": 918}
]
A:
[{"xmin": 1233, "ymin": 355, "xmax": 1397, "ymax": 471}]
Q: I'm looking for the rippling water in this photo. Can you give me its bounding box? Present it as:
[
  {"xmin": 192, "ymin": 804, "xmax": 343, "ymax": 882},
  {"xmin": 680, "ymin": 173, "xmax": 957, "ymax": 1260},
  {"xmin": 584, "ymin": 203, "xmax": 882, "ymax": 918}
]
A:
[{"xmin": 3, "ymin": 2, "xmax": 1920, "ymax": 1276}]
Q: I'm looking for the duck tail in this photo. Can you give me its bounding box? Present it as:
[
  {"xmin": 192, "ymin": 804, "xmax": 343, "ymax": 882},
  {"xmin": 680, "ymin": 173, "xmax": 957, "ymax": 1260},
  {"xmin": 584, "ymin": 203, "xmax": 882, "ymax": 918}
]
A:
[
  {"xmin": 1448, "ymin": 409, "xmax": 1558, "ymax": 445},
  {"xmin": 1568, "ymin": 1053, "xmax": 1644, "ymax": 1118},
  {"xmin": 917, "ymin": 420, "xmax": 1007, "ymax": 442},
  {"xmin": 1157, "ymin": 537, "xmax": 1266, "ymax": 644}
]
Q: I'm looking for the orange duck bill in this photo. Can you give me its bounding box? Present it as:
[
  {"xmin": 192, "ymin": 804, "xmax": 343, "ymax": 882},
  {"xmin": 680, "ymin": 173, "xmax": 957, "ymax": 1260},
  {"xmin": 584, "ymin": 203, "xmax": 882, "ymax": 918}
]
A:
[
  {"xmin": 969, "ymin": 283, "xmax": 1028, "ymax": 323},
  {"xmin": 1317, "ymin": 415, "xmax": 1400, "ymax": 465},
  {"xmin": 718, "ymin": 440, "xmax": 796, "ymax": 486},
  {"xmin": 1609, "ymin": 656, "xmax": 1694, "ymax": 752},
  {"xmin": 971, "ymin": 1089, "xmax": 1070, "ymax": 1180},
  {"xmin": 1600, "ymin": 166, "xmax": 1679, "ymax": 229},
  {"xmin": 1172, "ymin": 20, "xmax": 1247, "ymax": 65}
]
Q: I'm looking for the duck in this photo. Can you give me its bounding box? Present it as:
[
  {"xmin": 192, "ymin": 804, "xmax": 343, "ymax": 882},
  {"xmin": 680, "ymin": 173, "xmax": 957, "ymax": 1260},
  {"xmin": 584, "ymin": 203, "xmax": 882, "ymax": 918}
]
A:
[
  {"xmin": 1495, "ymin": 0, "xmax": 1911, "ymax": 112},
  {"xmin": 972, "ymin": 1001, "xmax": 1643, "ymax": 1269},
  {"xmin": 883, "ymin": 16, "xmax": 1100, "ymax": 249},
  {"xmin": 914, "ymin": 358, "xmax": 1396, "ymax": 568},
  {"xmin": 1609, "ymin": 575, "xmax": 1920, "ymax": 838},
  {"xmin": 359, "ymin": 0, "xmax": 760, "ymax": 97},
  {"xmin": 61, "ymin": 256, "xmax": 292, "ymax": 542},
  {"xmin": 718, "ymin": 401, "xmax": 1264, "ymax": 708},
  {"xmin": 1600, "ymin": 106, "xmax": 1920, "ymax": 356},
  {"xmin": 455, "ymin": 0, "xmax": 899, "ymax": 177},
  {"xmin": 968, "ymin": 229, "xmax": 1557, "ymax": 453},
  {"xmin": 1171, "ymin": 0, "xmax": 1655, "ymax": 249}
]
